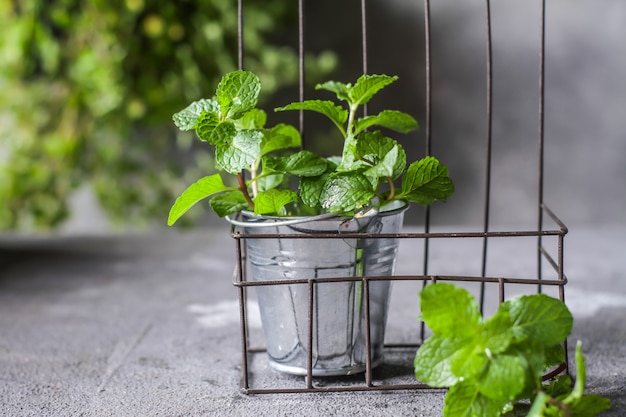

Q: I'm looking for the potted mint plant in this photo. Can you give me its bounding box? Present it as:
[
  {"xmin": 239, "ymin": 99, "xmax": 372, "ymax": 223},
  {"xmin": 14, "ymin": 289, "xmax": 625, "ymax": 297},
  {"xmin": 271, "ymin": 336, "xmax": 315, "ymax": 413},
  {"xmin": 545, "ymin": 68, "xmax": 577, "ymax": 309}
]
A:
[{"xmin": 167, "ymin": 70, "xmax": 454, "ymax": 376}]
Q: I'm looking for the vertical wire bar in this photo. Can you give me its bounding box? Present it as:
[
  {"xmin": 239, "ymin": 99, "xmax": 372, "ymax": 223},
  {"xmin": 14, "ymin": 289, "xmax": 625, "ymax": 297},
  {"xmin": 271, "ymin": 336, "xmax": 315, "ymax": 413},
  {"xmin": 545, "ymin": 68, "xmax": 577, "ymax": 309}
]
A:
[
  {"xmin": 306, "ymin": 280, "xmax": 314, "ymax": 389},
  {"xmin": 537, "ymin": 0, "xmax": 547, "ymax": 294},
  {"xmin": 361, "ymin": 0, "xmax": 368, "ymax": 75},
  {"xmin": 498, "ymin": 278, "xmax": 505, "ymax": 303},
  {"xmin": 235, "ymin": 238, "xmax": 250, "ymax": 390},
  {"xmin": 420, "ymin": 0, "xmax": 432, "ymax": 344},
  {"xmin": 237, "ymin": 0, "xmax": 244, "ymax": 70},
  {"xmin": 298, "ymin": 0, "xmax": 306, "ymax": 146},
  {"xmin": 558, "ymin": 233, "xmax": 569, "ymax": 375},
  {"xmin": 361, "ymin": 0, "xmax": 369, "ymax": 118},
  {"xmin": 363, "ymin": 279, "xmax": 374, "ymax": 387},
  {"xmin": 236, "ymin": 0, "xmax": 248, "ymax": 391},
  {"xmin": 480, "ymin": 0, "xmax": 494, "ymax": 314}
]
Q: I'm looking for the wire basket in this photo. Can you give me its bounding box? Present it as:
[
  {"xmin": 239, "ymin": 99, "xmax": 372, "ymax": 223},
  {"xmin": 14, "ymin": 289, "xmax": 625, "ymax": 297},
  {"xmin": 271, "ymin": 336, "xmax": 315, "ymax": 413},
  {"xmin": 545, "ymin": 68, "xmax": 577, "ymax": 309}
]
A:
[{"xmin": 229, "ymin": 0, "xmax": 568, "ymax": 394}]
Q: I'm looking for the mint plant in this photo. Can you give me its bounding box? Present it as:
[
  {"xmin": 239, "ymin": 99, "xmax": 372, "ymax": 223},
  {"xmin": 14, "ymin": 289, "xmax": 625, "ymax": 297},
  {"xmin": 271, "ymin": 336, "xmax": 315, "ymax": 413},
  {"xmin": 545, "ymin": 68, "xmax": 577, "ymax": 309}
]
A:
[
  {"xmin": 167, "ymin": 70, "xmax": 454, "ymax": 225},
  {"xmin": 414, "ymin": 283, "xmax": 611, "ymax": 417}
]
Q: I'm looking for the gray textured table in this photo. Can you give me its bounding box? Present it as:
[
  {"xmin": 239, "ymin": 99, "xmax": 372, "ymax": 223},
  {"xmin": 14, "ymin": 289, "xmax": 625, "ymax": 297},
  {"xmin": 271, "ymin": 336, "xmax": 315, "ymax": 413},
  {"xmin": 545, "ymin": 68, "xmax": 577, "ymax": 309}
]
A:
[{"xmin": 0, "ymin": 224, "xmax": 624, "ymax": 416}]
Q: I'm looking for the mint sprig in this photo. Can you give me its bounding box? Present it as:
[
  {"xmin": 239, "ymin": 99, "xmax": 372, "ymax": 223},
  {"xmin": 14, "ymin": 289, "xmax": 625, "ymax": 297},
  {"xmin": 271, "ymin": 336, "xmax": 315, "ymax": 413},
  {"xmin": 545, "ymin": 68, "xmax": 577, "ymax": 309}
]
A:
[
  {"xmin": 414, "ymin": 283, "xmax": 611, "ymax": 417},
  {"xmin": 168, "ymin": 70, "xmax": 455, "ymax": 224}
]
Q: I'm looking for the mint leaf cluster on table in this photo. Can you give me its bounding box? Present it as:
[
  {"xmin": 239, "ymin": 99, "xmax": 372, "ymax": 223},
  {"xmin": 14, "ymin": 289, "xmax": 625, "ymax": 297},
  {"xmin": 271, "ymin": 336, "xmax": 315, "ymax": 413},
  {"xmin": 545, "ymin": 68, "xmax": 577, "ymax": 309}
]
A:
[
  {"xmin": 414, "ymin": 283, "xmax": 611, "ymax": 417},
  {"xmin": 167, "ymin": 70, "xmax": 454, "ymax": 225}
]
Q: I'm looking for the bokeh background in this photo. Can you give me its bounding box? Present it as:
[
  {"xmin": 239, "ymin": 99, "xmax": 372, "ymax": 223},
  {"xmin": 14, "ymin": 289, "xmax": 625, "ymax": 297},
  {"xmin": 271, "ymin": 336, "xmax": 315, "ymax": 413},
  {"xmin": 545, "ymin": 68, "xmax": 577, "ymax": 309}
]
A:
[{"xmin": 1, "ymin": 0, "xmax": 624, "ymax": 234}]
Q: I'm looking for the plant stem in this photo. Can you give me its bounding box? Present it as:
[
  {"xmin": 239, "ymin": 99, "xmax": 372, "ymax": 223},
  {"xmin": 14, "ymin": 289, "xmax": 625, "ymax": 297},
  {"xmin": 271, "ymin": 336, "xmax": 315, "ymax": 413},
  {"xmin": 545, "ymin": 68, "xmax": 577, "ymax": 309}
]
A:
[
  {"xmin": 237, "ymin": 172, "xmax": 255, "ymax": 211},
  {"xmin": 250, "ymin": 163, "xmax": 259, "ymax": 197},
  {"xmin": 346, "ymin": 105, "xmax": 358, "ymax": 137}
]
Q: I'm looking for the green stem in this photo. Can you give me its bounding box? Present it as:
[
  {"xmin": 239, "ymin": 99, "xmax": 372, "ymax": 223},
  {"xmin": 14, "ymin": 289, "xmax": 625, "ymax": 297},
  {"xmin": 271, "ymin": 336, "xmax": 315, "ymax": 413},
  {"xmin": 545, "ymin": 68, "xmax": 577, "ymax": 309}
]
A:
[
  {"xmin": 386, "ymin": 177, "xmax": 395, "ymax": 200},
  {"xmin": 237, "ymin": 172, "xmax": 255, "ymax": 211}
]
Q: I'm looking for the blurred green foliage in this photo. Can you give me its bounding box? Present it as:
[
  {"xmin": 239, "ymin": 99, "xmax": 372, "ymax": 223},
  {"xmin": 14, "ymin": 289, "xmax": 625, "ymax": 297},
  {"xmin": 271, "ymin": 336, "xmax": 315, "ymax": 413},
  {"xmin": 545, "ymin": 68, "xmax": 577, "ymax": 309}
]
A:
[{"xmin": 0, "ymin": 0, "xmax": 336, "ymax": 230}]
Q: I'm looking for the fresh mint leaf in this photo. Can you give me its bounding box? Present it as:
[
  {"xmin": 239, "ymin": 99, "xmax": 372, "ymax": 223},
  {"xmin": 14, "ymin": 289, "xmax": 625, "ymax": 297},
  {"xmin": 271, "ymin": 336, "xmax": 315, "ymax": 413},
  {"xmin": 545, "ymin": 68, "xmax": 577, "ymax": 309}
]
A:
[
  {"xmin": 543, "ymin": 343, "xmax": 566, "ymax": 371},
  {"xmin": 415, "ymin": 283, "xmax": 609, "ymax": 417},
  {"xmin": 414, "ymin": 334, "xmax": 467, "ymax": 387},
  {"xmin": 276, "ymin": 100, "xmax": 348, "ymax": 135},
  {"xmin": 354, "ymin": 110, "xmax": 418, "ymax": 135},
  {"xmin": 236, "ymin": 108, "xmax": 267, "ymax": 130},
  {"xmin": 477, "ymin": 354, "xmax": 527, "ymax": 402},
  {"xmin": 256, "ymin": 173, "xmax": 285, "ymax": 192},
  {"xmin": 449, "ymin": 343, "xmax": 488, "ymax": 381},
  {"xmin": 299, "ymin": 174, "xmax": 328, "ymax": 208},
  {"xmin": 209, "ymin": 191, "xmax": 249, "ymax": 217},
  {"xmin": 419, "ymin": 283, "xmax": 482, "ymax": 337},
  {"xmin": 400, "ymin": 156, "xmax": 455, "ymax": 205},
  {"xmin": 167, "ymin": 174, "xmax": 235, "ymax": 225},
  {"xmin": 544, "ymin": 375, "xmax": 573, "ymax": 398},
  {"xmin": 264, "ymin": 150, "xmax": 328, "ymax": 177},
  {"xmin": 253, "ymin": 189, "xmax": 297, "ymax": 215},
  {"xmin": 480, "ymin": 309, "xmax": 515, "ymax": 354},
  {"xmin": 444, "ymin": 382, "xmax": 506, "ymax": 417},
  {"xmin": 172, "ymin": 98, "xmax": 219, "ymax": 131},
  {"xmin": 320, "ymin": 173, "xmax": 375, "ymax": 212},
  {"xmin": 567, "ymin": 395, "xmax": 612, "ymax": 417},
  {"xmin": 215, "ymin": 129, "xmax": 263, "ymax": 174},
  {"xmin": 216, "ymin": 70, "xmax": 261, "ymax": 120},
  {"xmin": 260, "ymin": 123, "xmax": 301, "ymax": 156},
  {"xmin": 315, "ymin": 80, "xmax": 351, "ymax": 102},
  {"xmin": 504, "ymin": 294, "xmax": 573, "ymax": 346},
  {"xmin": 347, "ymin": 74, "xmax": 398, "ymax": 106},
  {"xmin": 356, "ymin": 131, "xmax": 406, "ymax": 180},
  {"xmin": 197, "ymin": 114, "xmax": 227, "ymax": 144}
]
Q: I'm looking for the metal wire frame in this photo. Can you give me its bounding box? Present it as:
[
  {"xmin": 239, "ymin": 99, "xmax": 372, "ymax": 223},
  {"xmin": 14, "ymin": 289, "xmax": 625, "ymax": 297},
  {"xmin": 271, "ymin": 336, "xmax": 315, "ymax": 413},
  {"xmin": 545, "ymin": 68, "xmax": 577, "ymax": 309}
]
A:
[{"xmin": 231, "ymin": 0, "xmax": 566, "ymax": 394}]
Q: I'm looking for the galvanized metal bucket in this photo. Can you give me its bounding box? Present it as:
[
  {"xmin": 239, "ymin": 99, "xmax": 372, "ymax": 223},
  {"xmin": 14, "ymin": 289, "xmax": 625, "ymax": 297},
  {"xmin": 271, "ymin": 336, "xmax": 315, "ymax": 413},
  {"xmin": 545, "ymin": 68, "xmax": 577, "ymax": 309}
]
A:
[{"xmin": 228, "ymin": 200, "xmax": 408, "ymax": 376}]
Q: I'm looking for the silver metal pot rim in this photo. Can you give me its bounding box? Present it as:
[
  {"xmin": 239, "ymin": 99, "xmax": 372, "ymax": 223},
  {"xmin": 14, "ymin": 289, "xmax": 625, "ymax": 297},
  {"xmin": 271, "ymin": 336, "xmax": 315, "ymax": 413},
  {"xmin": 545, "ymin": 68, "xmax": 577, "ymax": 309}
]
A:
[{"xmin": 224, "ymin": 199, "xmax": 408, "ymax": 229}]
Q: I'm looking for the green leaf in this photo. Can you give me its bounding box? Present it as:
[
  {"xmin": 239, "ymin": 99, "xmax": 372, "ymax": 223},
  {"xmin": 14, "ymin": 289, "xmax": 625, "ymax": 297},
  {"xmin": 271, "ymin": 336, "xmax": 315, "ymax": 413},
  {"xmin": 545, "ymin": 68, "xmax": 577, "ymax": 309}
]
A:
[
  {"xmin": 196, "ymin": 112, "xmax": 225, "ymax": 143},
  {"xmin": 264, "ymin": 150, "xmax": 328, "ymax": 177},
  {"xmin": 253, "ymin": 189, "xmax": 298, "ymax": 215},
  {"xmin": 319, "ymin": 173, "xmax": 375, "ymax": 213},
  {"xmin": 507, "ymin": 340, "xmax": 549, "ymax": 399},
  {"xmin": 209, "ymin": 192, "xmax": 249, "ymax": 217},
  {"xmin": 172, "ymin": 99, "xmax": 219, "ymax": 131},
  {"xmin": 276, "ymin": 100, "xmax": 348, "ymax": 134},
  {"xmin": 356, "ymin": 131, "xmax": 406, "ymax": 180},
  {"xmin": 477, "ymin": 354, "xmax": 527, "ymax": 401},
  {"xmin": 167, "ymin": 174, "xmax": 235, "ymax": 225},
  {"xmin": 256, "ymin": 173, "xmax": 285, "ymax": 192},
  {"xmin": 543, "ymin": 343, "xmax": 566, "ymax": 371},
  {"xmin": 260, "ymin": 123, "xmax": 302, "ymax": 156},
  {"xmin": 236, "ymin": 108, "xmax": 267, "ymax": 130},
  {"xmin": 481, "ymin": 309, "xmax": 515, "ymax": 354},
  {"xmin": 444, "ymin": 382, "xmax": 505, "ymax": 417},
  {"xmin": 216, "ymin": 70, "xmax": 261, "ymax": 120},
  {"xmin": 215, "ymin": 130, "xmax": 263, "ymax": 174},
  {"xmin": 400, "ymin": 156, "xmax": 455, "ymax": 205},
  {"xmin": 419, "ymin": 283, "xmax": 482, "ymax": 338},
  {"xmin": 299, "ymin": 175, "xmax": 328, "ymax": 208},
  {"xmin": 450, "ymin": 344, "xmax": 488, "ymax": 381},
  {"xmin": 315, "ymin": 80, "xmax": 351, "ymax": 102},
  {"xmin": 567, "ymin": 394, "xmax": 612, "ymax": 417},
  {"xmin": 414, "ymin": 334, "xmax": 467, "ymax": 387},
  {"xmin": 544, "ymin": 375, "xmax": 573, "ymax": 399},
  {"xmin": 347, "ymin": 74, "xmax": 398, "ymax": 106},
  {"xmin": 504, "ymin": 294, "xmax": 573, "ymax": 346},
  {"xmin": 354, "ymin": 110, "xmax": 418, "ymax": 135}
]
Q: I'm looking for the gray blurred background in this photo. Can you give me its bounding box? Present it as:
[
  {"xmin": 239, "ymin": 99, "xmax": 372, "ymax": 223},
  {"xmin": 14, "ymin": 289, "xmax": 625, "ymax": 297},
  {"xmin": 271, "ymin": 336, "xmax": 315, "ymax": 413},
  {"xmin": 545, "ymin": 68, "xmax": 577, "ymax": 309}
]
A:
[{"xmin": 5, "ymin": 0, "xmax": 622, "ymax": 234}]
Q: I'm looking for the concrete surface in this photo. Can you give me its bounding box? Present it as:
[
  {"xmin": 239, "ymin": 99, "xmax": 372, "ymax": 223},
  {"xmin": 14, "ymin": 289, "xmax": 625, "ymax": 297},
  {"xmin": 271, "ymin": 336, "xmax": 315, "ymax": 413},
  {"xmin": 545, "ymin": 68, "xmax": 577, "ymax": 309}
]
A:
[{"xmin": 0, "ymin": 223, "xmax": 624, "ymax": 416}]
